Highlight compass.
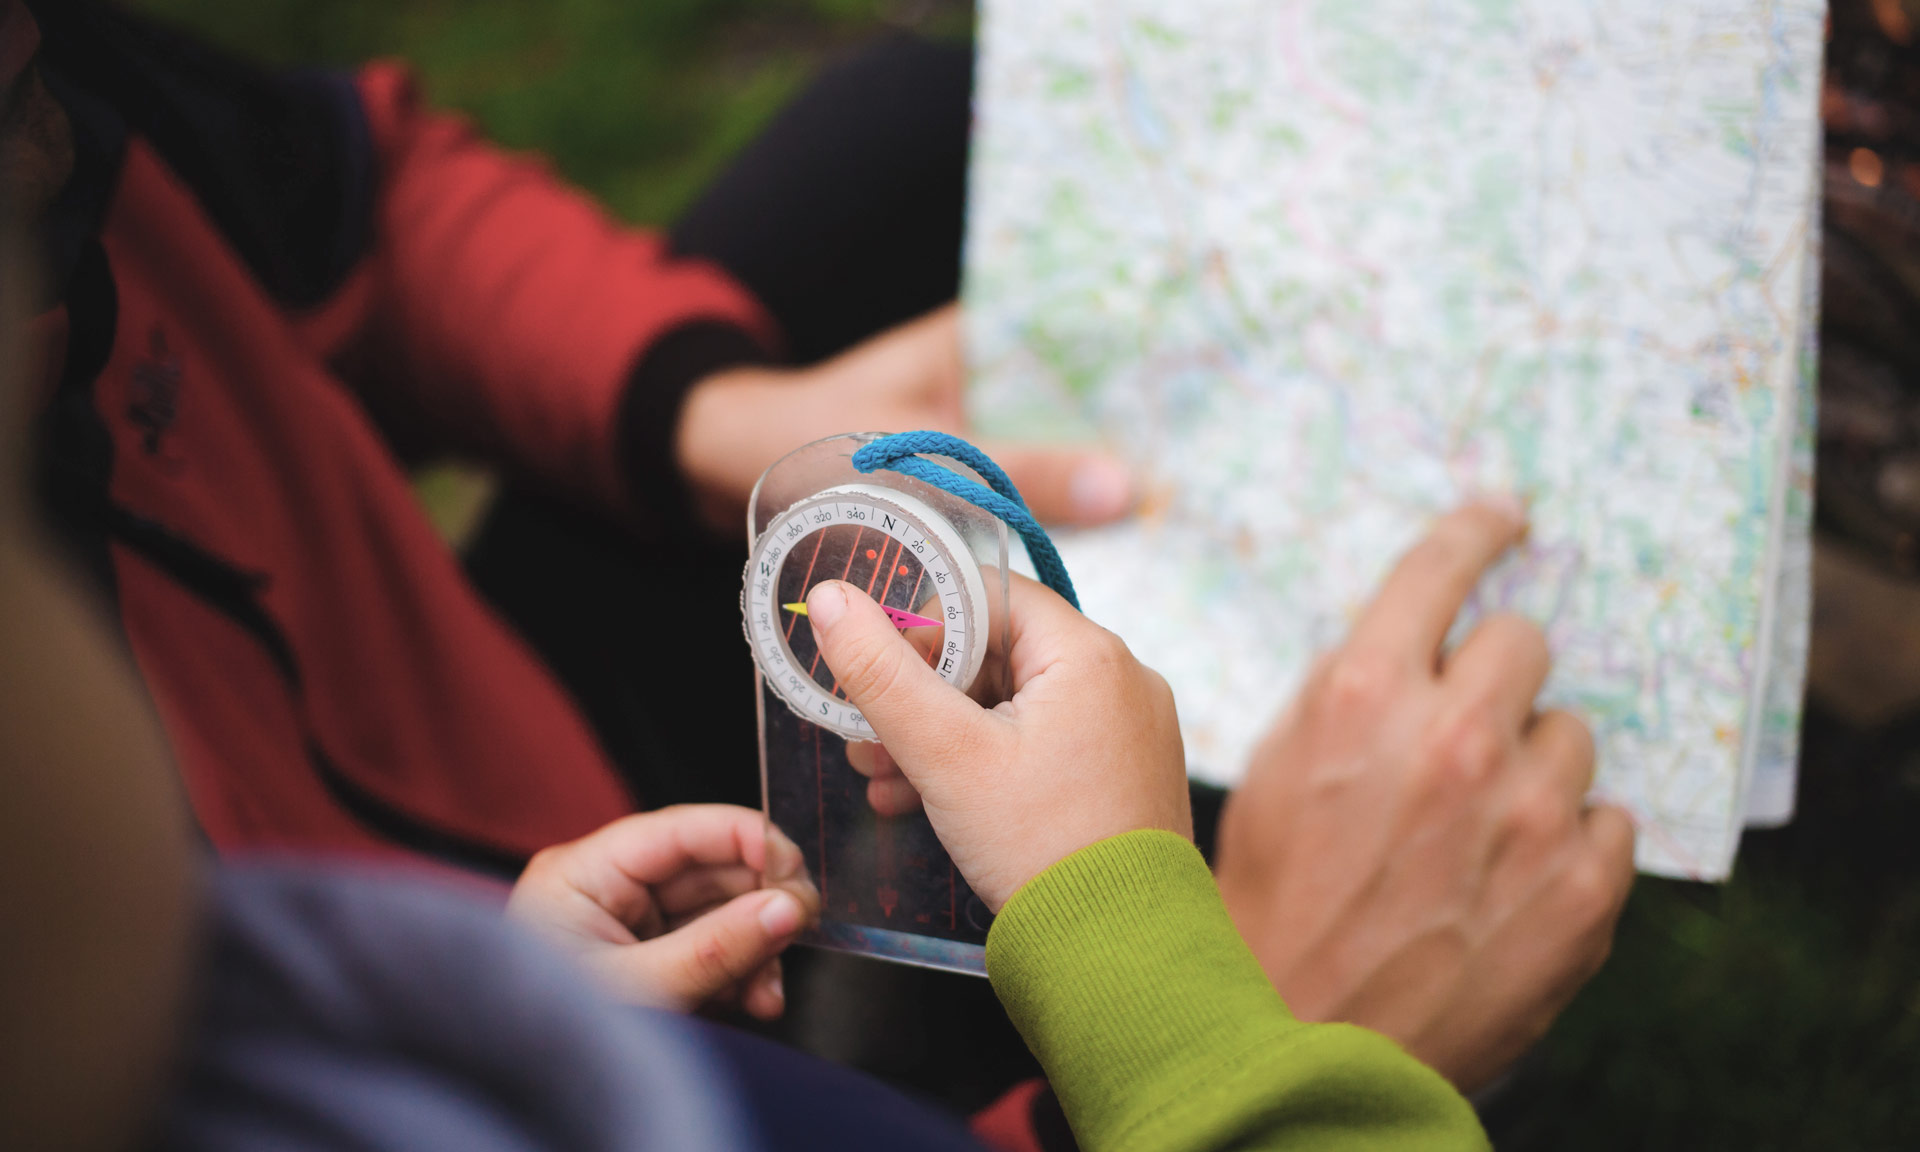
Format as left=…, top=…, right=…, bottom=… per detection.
left=742, top=483, right=991, bottom=741
left=745, top=433, right=1031, bottom=975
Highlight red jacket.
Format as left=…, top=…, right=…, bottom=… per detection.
left=27, top=8, right=1068, bottom=1145
left=31, top=1, right=774, bottom=875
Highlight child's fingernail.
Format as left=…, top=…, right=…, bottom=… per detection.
left=806, top=582, right=849, bottom=631
left=1070, top=458, right=1133, bottom=521
left=758, top=890, right=803, bottom=937
left=759, top=967, right=784, bottom=1006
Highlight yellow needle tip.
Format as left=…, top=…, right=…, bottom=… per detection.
left=782, top=602, right=809, bottom=616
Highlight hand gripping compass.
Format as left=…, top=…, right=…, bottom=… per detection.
left=741, top=432, right=1077, bottom=974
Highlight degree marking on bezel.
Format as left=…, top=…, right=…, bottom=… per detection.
left=743, top=484, right=988, bottom=741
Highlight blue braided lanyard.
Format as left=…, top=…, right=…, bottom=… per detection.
left=851, top=431, right=1081, bottom=611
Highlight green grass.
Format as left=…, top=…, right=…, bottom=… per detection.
left=131, top=0, right=971, bottom=224
left=120, top=2, right=1920, bottom=1145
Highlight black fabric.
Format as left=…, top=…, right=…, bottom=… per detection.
left=30, top=0, right=374, bottom=310
left=30, top=57, right=127, bottom=590
left=616, top=319, right=774, bottom=538
left=84, top=495, right=298, bottom=683
left=1028, top=1084, right=1081, bottom=1152
left=668, top=33, right=975, bottom=366
left=32, top=62, right=126, bottom=307
left=33, top=240, right=120, bottom=596
left=697, top=1020, right=986, bottom=1152
left=1190, top=778, right=1230, bottom=865
left=465, top=491, right=765, bottom=814
left=305, top=742, right=528, bottom=882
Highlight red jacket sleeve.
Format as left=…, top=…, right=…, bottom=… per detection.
left=973, top=1079, right=1078, bottom=1152
left=350, top=62, right=778, bottom=518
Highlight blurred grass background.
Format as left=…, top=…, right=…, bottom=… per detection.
left=125, top=1, right=1919, bottom=1146
left=133, top=0, right=972, bottom=224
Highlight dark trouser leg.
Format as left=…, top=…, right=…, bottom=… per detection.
left=669, top=33, right=975, bottom=366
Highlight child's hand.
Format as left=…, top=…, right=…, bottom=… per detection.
left=804, top=574, right=1192, bottom=912
left=506, top=805, right=819, bottom=1020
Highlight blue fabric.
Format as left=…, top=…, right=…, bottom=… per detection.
left=159, top=866, right=750, bottom=1152
left=157, top=865, right=990, bottom=1152
left=852, top=431, right=1081, bottom=610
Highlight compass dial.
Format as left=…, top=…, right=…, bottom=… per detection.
left=743, top=484, right=988, bottom=740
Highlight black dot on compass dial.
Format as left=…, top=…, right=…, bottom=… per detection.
left=778, top=521, right=946, bottom=699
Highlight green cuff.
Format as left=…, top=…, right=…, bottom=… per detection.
left=987, top=830, right=1486, bottom=1152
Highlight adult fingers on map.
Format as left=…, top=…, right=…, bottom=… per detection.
left=806, top=573, right=1191, bottom=911
left=505, top=805, right=821, bottom=1020
left=1213, top=502, right=1637, bottom=1093
left=674, top=305, right=1135, bottom=533
left=1443, top=611, right=1551, bottom=724
left=1529, top=708, right=1600, bottom=799
left=1347, top=499, right=1530, bottom=662
left=973, top=439, right=1136, bottom=527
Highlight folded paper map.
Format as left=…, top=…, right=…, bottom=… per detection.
left=964, top=0, right=1825, bottom=879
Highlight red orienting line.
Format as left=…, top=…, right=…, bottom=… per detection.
left=873, top=537, right=906, bottom=610
left=832, top=537, right=905, bottom=700
left=808, top=525, right=865, bottom=680
left=863, top=536, right=892, bottom=598
left=786, top=530, right=830, bottom=642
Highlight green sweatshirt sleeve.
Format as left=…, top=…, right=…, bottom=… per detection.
left=985, top=830, right=1488, bottom=1152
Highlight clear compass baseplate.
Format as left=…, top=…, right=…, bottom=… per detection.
left=742, top=434, right=1012, bottom=975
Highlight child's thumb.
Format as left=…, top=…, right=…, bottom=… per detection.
left=805, top=580, right=984, bottom=775
left=623, top=889, right=806, bottom=1012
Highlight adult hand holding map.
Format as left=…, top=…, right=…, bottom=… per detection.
left=964, top=0, right=1825, bottom=879
left=1215, top=502, right=1636, bottom=1091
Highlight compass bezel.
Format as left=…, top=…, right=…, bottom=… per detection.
left=742, top=483, right=989, bottom=740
